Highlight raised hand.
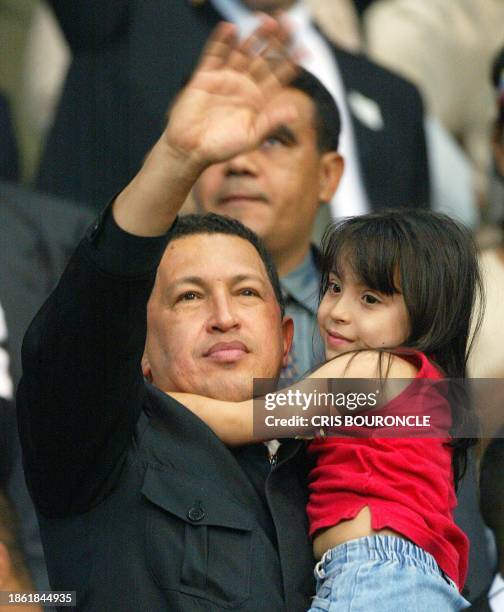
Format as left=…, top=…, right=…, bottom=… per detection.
left=113, top=18, right=297, bottom=237
left=163, top=18, right=298, bottom=169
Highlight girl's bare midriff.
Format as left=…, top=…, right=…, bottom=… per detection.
left=313, top=506, right=407, bottom=560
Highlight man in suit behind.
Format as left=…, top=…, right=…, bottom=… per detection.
left=469, top=431, right=504, bottom=611
left=38, top=0, right=429, bottom=213
left=195, top=67, right=343, bottom=377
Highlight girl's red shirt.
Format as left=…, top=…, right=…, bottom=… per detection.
left=307, top=351, right=468, bottom=590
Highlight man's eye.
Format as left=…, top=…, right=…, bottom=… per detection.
left=362, top=294, right=380, bottom=305
left=178, top=291, right=199, bottom=302
left=261, top=136, right=283, bottom=149
left=240, top=288, right=259, bottom=297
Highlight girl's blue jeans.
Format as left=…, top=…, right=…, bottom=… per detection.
left=308, top=535, right=470, bottom=612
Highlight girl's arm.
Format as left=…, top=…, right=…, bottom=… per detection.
left=168, top=393, right=255, bottom=446
left=170, top=351, right=418, bottom=445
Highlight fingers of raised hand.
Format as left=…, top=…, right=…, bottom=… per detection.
left=196, top=19, right=297, bottom=91
left=241, top=27, right=297, bottom=92
left=257, top=40, right=297, bottom=90
left=263, top=51, right=298, bottom=92
left=197, top=22, right=238, bottom=71
left=226, top=18, right=295, bottom=71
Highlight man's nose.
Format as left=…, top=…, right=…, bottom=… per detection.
left=207, top=294, right=240, bottom=332
left=225, top=151, right=259, bottom=176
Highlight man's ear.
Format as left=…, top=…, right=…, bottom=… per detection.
left=0, top=542, right=11, bottom=587
left=318, top=152, right=344, bottom=203
left=141, top=354, right=153, bottom=383
left=281, top=316, right=295, bottom=368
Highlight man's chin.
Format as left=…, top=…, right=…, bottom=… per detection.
left=204, top=368, right=281, bottom=402
left=163, top=360, right=282, bottom=402
left=205, top=379, right=254, bottom=403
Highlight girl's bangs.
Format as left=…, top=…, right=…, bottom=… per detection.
left=322, top=221, right=401, bottom=296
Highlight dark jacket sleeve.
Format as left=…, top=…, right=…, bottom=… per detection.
left=16, top=208, right=170, bottom=517
left=0, top=93, right=19, bottom=182
left=48, top=0, right=129, bottom=51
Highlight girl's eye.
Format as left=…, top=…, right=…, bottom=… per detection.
left=328, top=281, right=341, bottom=294
left=362, top=294, right=380, bottom=305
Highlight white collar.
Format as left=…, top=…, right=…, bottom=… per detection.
left=210, top=0, right=260, bottom=37
left=0, top=302, right=13, bottom=400
left=489, top=572, right=504, bottom=612
left=490, top=572, right=504, bottom=595
left=284, top=1, right=313, bottom=33
left=209, top=0, right=309, bottom=38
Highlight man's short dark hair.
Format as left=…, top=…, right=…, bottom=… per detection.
left=168, top=214, right=285, bottom=317
left=289, top=68, right=341, bottom=153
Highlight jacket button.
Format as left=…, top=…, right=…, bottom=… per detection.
left=187, top=506, right=205, bottom=522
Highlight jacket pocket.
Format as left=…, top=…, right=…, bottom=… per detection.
left=142, top=465, right=253, bottom=608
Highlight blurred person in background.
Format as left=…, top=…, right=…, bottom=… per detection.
left=1, top=244, right=39, bottom=610
left=487, top=47, right=504, bottom=223
left=468, top=431, right=504, bottom=611
left=469, top=47, right=504, bottom=382
left=35, top=0, right=429, bottom=216
left=468, top=47, right=504, bottom=466
left=0, top=88, right=93, bottom=600
left=0, top=94, right=19, bottom=183
left=0, top=492, right=41, bottom=612
left=311, top=0, right=481, bottom=228
left=362, top=0, right=504, bottom=203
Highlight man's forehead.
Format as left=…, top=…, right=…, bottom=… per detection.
left=159, top=233, right=271, bottom=284
left=269, top=87, right=315, bottom=122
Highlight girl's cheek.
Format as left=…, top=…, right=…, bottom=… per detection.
left=316, top=303, right=326, bottom=330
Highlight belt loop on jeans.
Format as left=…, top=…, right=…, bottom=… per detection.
left=314, top=547, right=333, bottom=579
left=314, top=558, right=325, bottom=579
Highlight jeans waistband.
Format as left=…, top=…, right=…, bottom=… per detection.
left=314, top=535, right=457, bottom=590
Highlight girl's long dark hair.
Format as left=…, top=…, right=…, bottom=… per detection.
left=319, top=209, right=484, bottom=487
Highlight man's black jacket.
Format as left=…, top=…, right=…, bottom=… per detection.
left=17, top=212, right=314, bottom=611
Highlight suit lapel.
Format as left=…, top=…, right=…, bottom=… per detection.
left=188, top=0, right=222, bottom=25
left=324, top=41, right=387, bottom=210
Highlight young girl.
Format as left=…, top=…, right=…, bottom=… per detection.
left=170, top=209, right=481, bottom=611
